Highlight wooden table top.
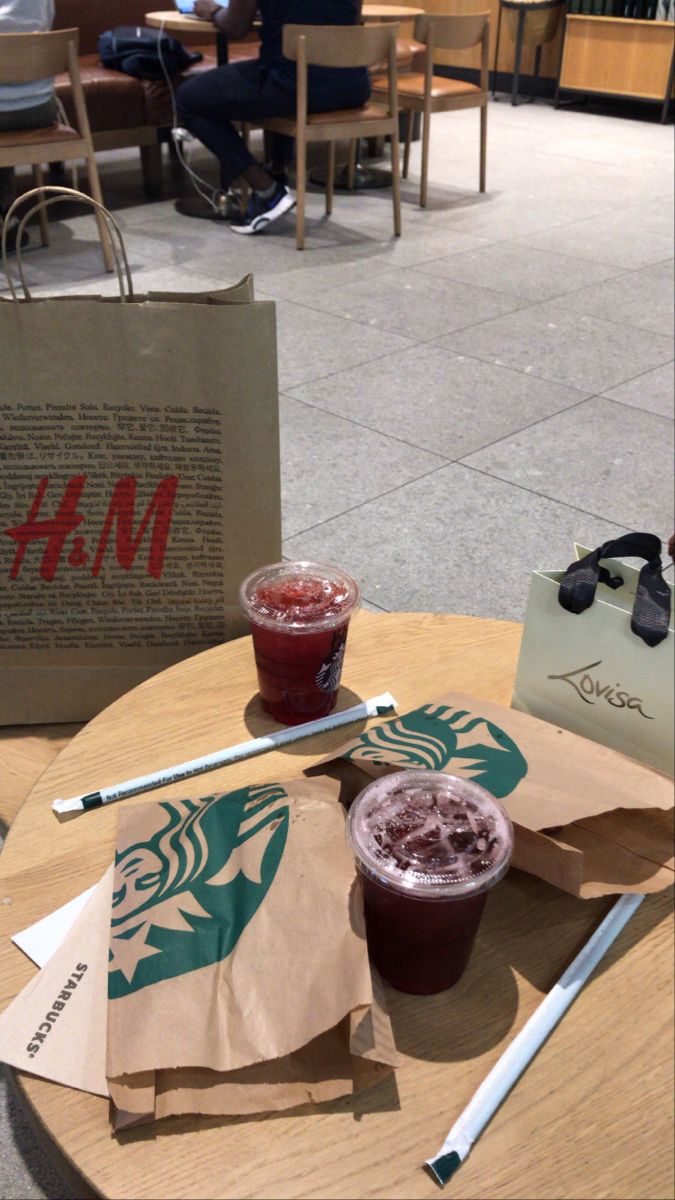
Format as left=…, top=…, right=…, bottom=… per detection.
left=145, top=7, right=423, bottom=32
left=362, top=4, right=424, bottom=17
left=0, top=612, right=672, bottom=1200
left=145, top=10, right=215, bottom=33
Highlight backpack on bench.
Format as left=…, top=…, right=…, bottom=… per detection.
left=98, top=25, right=202, bottom=80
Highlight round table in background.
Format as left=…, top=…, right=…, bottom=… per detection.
left=0, top=612, right=672, bottom=1200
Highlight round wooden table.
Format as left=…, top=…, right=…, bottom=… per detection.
left=362, top=4, right=423, bottom=18
left=0, top=612, right=672, bottom=1200
left=145, top=10, right=215, bottom=35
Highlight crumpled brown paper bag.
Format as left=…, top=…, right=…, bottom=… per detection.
left=309, top=693, right=674, bottom=899
left=106, top=777, right=398, bottom=1127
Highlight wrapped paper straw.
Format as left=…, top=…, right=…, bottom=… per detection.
left=52, top=692, right=397, bottom=815
left=426, top=892, right=645, bottom=1187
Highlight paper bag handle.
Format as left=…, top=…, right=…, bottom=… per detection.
left=1, top=186, right=132, bottom=301
left=558, top=532, right=671, bottom=648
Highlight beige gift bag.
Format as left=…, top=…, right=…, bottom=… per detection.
left=0, top=188, right=281, bottom=724
left=512, top=534, right=674, bottom=777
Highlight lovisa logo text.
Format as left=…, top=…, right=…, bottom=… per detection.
left=4, top=475, right=178, bottom=582
left=547, top=659, right=654, bottom=719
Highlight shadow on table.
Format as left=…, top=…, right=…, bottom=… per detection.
left=383, top=868, right=673, bottom=1066
left=241, top=685, right=366, bottom=754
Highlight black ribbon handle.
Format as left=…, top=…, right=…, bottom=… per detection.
left=558, top=532, right=672, bottom=648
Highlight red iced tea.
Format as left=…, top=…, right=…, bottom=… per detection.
left=239, top=561, right=360, bottom=725
left=347, top=771, right=513, bottom=994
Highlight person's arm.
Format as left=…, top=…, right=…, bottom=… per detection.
left=193, top=0, right=258, bottom=40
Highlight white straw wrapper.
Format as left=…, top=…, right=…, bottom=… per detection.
left=52, top=692, right=397, bottom=815
left=426, top=891, right=645, bottom=1187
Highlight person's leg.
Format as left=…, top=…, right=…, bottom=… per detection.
left=177, top=60, right=283, bottom=192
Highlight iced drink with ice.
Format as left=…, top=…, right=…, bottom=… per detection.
left=347, top=771, right=513, bottom=994
left=239, top=561, right=360, bottom=725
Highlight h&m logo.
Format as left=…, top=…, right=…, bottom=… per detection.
left=4, top=475, right=178, bottom=582
left=547, top=659, right=654, bottom=720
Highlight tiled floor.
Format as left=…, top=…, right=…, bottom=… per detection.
left=1, top=95, right=673, bottom=1198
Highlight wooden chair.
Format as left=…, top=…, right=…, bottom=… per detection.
left=372, top=12, right=489, bottom=208
left=257, top=23, right=401, bottom=250
left=0, top=28, right=113, bottom=271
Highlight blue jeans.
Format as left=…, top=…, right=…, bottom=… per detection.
left=176, top=58, right=370, bottom=188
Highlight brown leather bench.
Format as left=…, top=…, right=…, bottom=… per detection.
left=51, top=0, right=259, bottom=196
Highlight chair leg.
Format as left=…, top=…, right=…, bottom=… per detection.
left=403, top=110, right=413, bottom=179
left=295, top=135, right=306, bottom=250
left=390, top=122, right=402, bottom=238
left=85, top=151, right=114, bottom=273
left=32, top=164, right=50, bottom=247
left=140, top=144, right=162, bottom=198
left=480, top=104, right=487, bottom=193
left=347, top=139, right=357, bottom=190
left=326, top=141, right=335, bottom=217
left=420, top=108, right=431, bottom=209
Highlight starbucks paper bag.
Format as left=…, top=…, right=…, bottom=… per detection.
left=0, top=867, right=113, bottom=1096
left=108, top=973, right=397, bottom=1127
left=106, top=777, right=397, bottom=1121
left=312, top=694, right=674, bottom=899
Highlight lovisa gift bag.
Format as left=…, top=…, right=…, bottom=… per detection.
left=512, top=533, right=674, bottom=777
left=0, top=189, right=281, bottom=724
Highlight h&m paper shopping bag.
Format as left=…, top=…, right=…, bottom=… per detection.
left=512, top=533, right=674, bottom=777
left=0, top=188, right=281, bottom=724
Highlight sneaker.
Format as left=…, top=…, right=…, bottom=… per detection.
left=230, top=184, right=295, bottom=235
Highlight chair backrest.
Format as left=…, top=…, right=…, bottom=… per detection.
left=282, top=22, right=399, bottom=69
left=413, top=11, right=489, bottom=51
left=0, top=27, right=78, bottom=83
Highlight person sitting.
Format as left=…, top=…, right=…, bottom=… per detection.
left=0, top=0, right=57, bottom=252
left=177, top=0, right=370, bottom=235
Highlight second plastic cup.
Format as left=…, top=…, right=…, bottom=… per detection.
left=239, top=560, right=360, bottom=725
left=347, top=771, right=514, bottom=994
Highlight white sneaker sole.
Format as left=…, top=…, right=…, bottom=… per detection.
left=231, top=190, right=296, bottom=235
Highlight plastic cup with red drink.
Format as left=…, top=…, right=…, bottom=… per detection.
left=347, top=771, right=514, bottom=994
left=239, top=560, right=360, bottom=726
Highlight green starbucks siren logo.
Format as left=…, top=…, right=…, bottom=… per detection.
left=344, top=703, right=528, bottom=799
left=109, top=783, right=289, bottom=999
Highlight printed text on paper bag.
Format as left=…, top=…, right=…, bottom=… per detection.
left=547, top=660, right=654, bottom=719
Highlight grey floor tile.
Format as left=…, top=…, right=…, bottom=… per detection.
left=256, top=225, right=489, bottom=303
left=438, top=301, right=674, bottom=394
left=0, top=1068, right=66, bottom=1199
left=287, top=343, right=587, bottom=459
left=301, top=267, right=525, bottom=342
left=602, top=362, right=674, bottom=419
left=552, top=260, right=675, bottom=336
left=415, top=241, right=625, bottom=303
left=460, top=396, right=675, bottom=533
left=274, top=300, right=414, bottom=389
left=280, top=395, right=446, bottom=538
left=282, top=464, right=626, bottom=621
left=513, top=202, right=675, bottom=270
